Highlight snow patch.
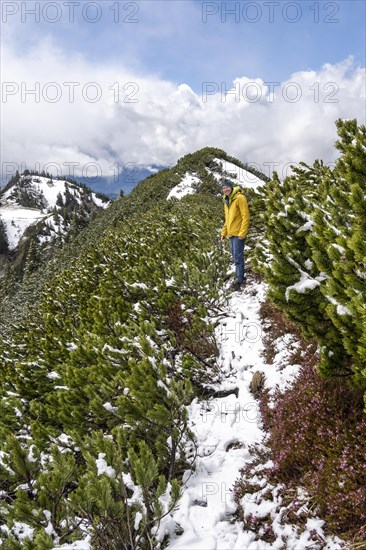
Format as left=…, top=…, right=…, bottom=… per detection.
left=285, top=271, right=321, bottom=300
left=96, top=453, right=116, bottom=478
left=167, top=173, right=200, bottom=199
left=212, top=158, right=265, bottom=190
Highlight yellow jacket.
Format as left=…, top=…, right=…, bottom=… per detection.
left=221, top=186, right=250, bottom=239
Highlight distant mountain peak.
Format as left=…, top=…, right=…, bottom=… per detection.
left=0, top=172, right=110, bottom=251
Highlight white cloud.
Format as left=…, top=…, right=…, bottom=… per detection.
left=1, top=38, right=365, bottom=185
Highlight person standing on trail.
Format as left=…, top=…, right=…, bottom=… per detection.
left=220, top=179, right=250, bottom=291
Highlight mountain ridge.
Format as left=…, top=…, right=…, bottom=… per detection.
left=0, top=147, right=264, bottom=335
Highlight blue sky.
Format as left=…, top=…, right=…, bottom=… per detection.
left=1, top=0, right=365, bottom=186
left=4, top=0, right=365, bottom=90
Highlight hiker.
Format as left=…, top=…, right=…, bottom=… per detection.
left=220, top=180, right=250, bottom=291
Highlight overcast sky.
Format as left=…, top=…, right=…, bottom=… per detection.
left=1, top=0, right=365, bottom=186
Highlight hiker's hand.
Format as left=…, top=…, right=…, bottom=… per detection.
left=221, top=235, right=226, bottom=241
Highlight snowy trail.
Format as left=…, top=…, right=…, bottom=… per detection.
left=166, top=278, right=270, bottom=549
left=166, top=277, right=344, bottom=550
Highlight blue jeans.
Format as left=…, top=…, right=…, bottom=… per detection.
left=230, top=236, right=245, bottom=284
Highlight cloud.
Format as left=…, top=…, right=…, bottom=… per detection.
left=1, top=37, right=365, bottom=185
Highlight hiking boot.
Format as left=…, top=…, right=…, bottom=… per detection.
left=231, top=279, right=246, bottom=292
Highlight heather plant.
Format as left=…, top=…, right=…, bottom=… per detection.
left=235, top=312, right=366, bottom=545
left=235, top=283, right=366, bottom=545
left=261, top=361, right=366, bottom=541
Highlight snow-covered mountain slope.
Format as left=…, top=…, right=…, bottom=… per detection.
left=168, top=156, right=266, bottom=200
left=0, top=173, right=109, bottom=250
left=212, top=157, right=266, bottom=189
left=0, top=207, right=45, bottom=251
